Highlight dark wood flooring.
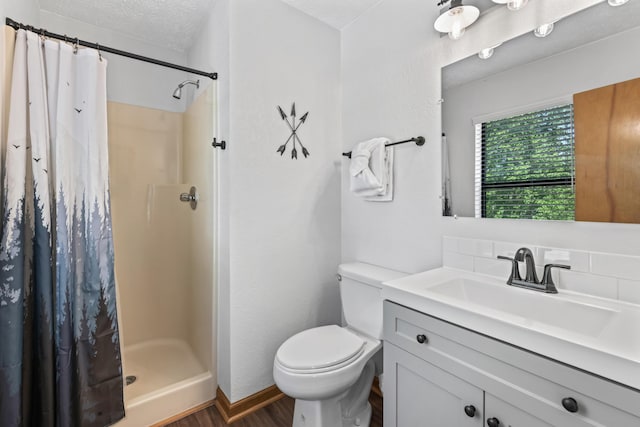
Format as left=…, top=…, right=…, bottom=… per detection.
left=166, top=392, right=382, bottom=427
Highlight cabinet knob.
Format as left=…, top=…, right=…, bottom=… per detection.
left=416, top=334, right=428, bottom=344
left=487, top=417, right=500, bottom=427
left=464, top=405, right=476, bottom=417
left=562, top=397, right=579, bottom=413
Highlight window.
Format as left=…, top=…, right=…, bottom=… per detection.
left=475, top=104, right=575, bottom=220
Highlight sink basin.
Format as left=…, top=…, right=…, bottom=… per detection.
left=426, top=278, right=618, bottom=337
left=381, top=267, right=640, bottom=391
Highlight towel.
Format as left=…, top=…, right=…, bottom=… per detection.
left=349, top=138, right=394, bottom=202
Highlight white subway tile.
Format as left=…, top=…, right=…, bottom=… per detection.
left=443, top=251, right=474, bottom=271
left=474, top=257, right=512, bottom=279
left=539, top=248, right=590, bottom=273
left=457, top=238, right=493, bottom=257
left=590, top=253, right=640, bottom=281
left=557, top=270, right=618, bottom=299
left=443, top=236, right=459, bottom=253
left=618, top=279, right=640, bottom=305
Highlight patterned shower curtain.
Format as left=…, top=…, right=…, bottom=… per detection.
left=0, top=29, right=124, bottom=426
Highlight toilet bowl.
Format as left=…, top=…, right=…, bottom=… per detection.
left=273, top=263, right=406, bottom=427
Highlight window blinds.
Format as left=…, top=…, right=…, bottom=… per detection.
left=475, top=104, right=575, bottom=220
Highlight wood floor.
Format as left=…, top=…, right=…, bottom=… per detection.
left=165, top=392, right=382, bottom=427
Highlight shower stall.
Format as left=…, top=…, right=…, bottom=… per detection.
left=2, top=18, right=218, bottom=426
left=108, top=83, right=217, bottom=426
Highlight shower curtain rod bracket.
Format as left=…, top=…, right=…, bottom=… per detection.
left=212, top=138, right=226, bottom=150
left=5, top=17, right=218, bottom=80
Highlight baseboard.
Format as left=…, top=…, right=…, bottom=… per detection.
left=150, top=399, right=215, bottom=427
left=215, top=385, right=285, bottom=424
left=212, top=378, right=380, bottom=424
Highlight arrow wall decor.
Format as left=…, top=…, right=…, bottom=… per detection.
left=276, top=102, right=310, bottom=159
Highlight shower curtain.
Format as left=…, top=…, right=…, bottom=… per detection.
left=0, top=29, right=124, bottom=426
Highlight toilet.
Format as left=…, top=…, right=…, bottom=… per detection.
left=273, top=262, right=406, bottom=427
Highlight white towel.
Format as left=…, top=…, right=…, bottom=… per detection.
left=349, top=138, right=394, bottom=202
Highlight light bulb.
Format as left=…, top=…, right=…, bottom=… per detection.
left=478, top=48, right=494, bottom=59
left=449, top=21, right=466, bottom=40
left=507, top=0, right=528, bottom=10
left=608, top=0, right=629, bottom=5
left=534, top=22, right=555, bottom=38
left=478, top=43, right=502, bottom=60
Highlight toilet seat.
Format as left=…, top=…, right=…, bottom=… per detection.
left=276, top=325, right=366, bottom=374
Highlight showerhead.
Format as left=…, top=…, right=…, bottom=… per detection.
left=172, top=79, right=200, bottom=100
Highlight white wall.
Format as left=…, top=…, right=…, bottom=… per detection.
left=3, top=3, right=192, bottom=113
left=39, top=11, right=189, bottom=113
left=342, top=0, right=640, bottom=278
left=186, top=0, right=231, bottom=396
left=225, top=0, right=341, bottom=402
left=192, top=0, right=342, bottom=402
left=342, top=0, right=442, bottom=273
left=36, top=10, right=189, bottom=113
left=444, top=25, right=640, bottom=217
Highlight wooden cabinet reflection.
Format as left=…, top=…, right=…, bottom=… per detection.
left=574, top=77, right=640, bottom=223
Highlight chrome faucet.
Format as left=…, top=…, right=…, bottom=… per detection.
left=497, top=247, right=570, bottom=294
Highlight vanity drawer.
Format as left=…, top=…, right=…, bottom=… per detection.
left=383, top=300, right=640, bottom=426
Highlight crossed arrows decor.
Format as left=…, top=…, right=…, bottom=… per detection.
left=277, top=103, right=310, bottom=159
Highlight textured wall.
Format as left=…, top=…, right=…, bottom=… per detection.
left=225, top=0, right=342, bottom=402
left=342, top=0, right=640, bottom=279
left=39, top=10, right=190, bottom=113
left=341, top=0, right=441, bottom=274
left=280, top=0, right=382, bottom=28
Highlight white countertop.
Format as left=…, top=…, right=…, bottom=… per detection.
left=382, top=267, right=640, bottom=391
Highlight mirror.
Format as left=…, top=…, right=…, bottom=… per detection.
left=442, top=1, right=640, bottom=223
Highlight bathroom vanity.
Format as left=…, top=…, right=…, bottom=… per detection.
left=381, top=269, right=640, bottom=427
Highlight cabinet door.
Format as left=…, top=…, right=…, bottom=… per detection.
left=485, top=393, right=553, bottom=427
left=385, top=343, right=483, bottom=427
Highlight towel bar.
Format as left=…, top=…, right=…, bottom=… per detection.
left=342, top=136, right=425, bottom=159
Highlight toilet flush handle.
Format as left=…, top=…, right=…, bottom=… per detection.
left=336, top=274, right=342, bottom=282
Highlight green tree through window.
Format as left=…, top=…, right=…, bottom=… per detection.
left=479, top=104, right=575, bottom=220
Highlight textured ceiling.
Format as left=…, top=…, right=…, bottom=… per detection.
left=38, top=0, right=215, bottom=52
left=280, top=0, right=384, bottom=29
left=35, top=0, right=501, bottom=52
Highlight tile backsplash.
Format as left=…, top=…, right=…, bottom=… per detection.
left=443, top=236, right=640, bottom=304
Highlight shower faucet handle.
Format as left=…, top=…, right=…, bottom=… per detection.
left=179, top=186, right=198, bottom=210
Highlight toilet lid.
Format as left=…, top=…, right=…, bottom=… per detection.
left=276, top=325, right=365, bottom=372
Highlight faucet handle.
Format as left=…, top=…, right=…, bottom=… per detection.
left=497, top=255, right=522, bottom=285
left=541, top=264, right=571, bottom=293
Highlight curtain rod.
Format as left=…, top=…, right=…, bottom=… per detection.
left=5, top=17, right=218, bottom=80
left=342, top=136, right=426, bottom=159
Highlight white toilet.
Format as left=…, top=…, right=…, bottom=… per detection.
left=273, top=262, right=406, bottom=427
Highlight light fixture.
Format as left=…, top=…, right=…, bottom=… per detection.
left=492, top=0, right=529, bottom=11
left=434, top=0, right=480, bottom=41
left=478, top=43, right=502, bottom=60
left=608, top=0, right=629, bottom=6
left=534, top=22, right=555, bottom=38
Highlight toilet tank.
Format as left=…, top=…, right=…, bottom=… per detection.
left=338, top=262, right=407, bottom=339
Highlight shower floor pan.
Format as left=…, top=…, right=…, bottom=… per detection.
left=115, top=339, right=215, bottom=426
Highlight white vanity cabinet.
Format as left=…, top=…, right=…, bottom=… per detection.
left=383, top=301, right=640, bottom=427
